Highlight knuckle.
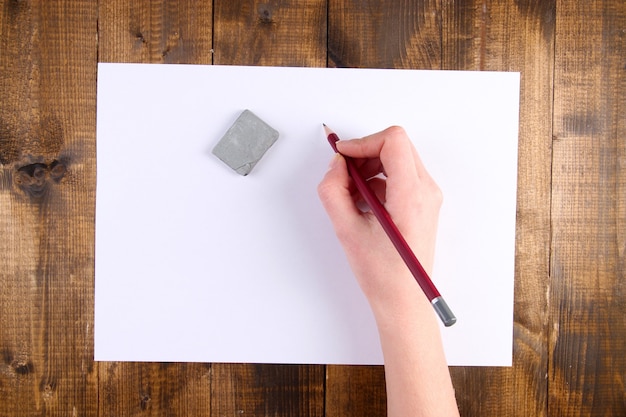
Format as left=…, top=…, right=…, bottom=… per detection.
left=385, top=125, right=407, bottom=139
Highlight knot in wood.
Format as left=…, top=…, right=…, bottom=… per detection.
left=12, top=359, right=34, bottom=375
left=40, top=379, right=57, bottom=401
left=14, top=159, right=67, bottom=198
left=258, top=4, right=274, bottom=24
left=48, top=160, right=67, bottom=181
left=140, top=392, right=152, bottom=410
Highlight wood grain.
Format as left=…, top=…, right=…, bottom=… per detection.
left=214, top=0, right=327, bottom=67
left=443, top=1, right=554, bottom=416
left=210, top=2, right=327, bottom=415
left=1, top=1, right=624, bottom=415
left=550, top=0, right=626, bottom=415
left=95, top=1, right=214, bottom=415
left=328, top=0, right=442, bottom=69
left=328, top=1, right=556, bottom=416
left=98, top=362, right=211, bottom=415
left=326, top=365, right=386, bottom=417
left=211, top=364, right=324, bottom=416
left=98, top=0, right=213, bottom=64
left=326, top=1, right=447, bottom=414
left=0, top=0, right=98, bottom=416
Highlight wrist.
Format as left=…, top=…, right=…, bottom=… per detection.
left=366, top=276, right=436, bottom=329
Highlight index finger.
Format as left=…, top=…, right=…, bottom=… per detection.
left=336, top=126, right=422, bottom=198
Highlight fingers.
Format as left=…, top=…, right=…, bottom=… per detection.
left=336, top=126, right=412, bottom=159
left=318, top=126, right=443, bottom=288
left=317, top=153, right=363, bottom=241
left=336, top=126, right=420, bottom=204
left=353, top=157, right=385, bottom=180
left=336, top=126, right=431, bottom=179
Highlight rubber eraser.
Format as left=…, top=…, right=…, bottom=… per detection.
left=212, top=110, right=279, bottom=176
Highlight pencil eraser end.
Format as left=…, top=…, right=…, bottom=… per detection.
left=432, top=296, right=456, bottom=327
left=212, top=110, right=279, bottom=176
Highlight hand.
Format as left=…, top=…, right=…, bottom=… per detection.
left=318, top=126, right=459, bottom=417
left=317, top=126, right=443, bottom=308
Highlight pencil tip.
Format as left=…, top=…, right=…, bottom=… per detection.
left=322, top=123, right=327, bottom=127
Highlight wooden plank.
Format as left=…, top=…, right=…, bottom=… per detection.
left=210, top=1, right=327, bottom=416
left=442, top=1, right=554, bottom=416
left=96, top=2, right=214, bottom=416
left=211, top=364, right=324, bottom=416
left=2, top=2, right=622, bottom=416
left=325, top=1, right=445, bottom=416
left=0, top=0, right=98, bottom=415
left=98, top=363, right=211, bottom=415
left=328, top=0, right=442, bottom=69
left=325, top=365, right=386, bottom=417
left=213, top=0, right=327, bottom=67
left=550, top=0, right=626, bottom=415
left=328, top=1, right=554, bottom=416
left=98, top=0, right=213, bottom=64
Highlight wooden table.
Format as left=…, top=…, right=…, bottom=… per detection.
left=1, top=1, right=623, bottom=415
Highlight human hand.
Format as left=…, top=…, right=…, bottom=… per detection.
left=319, top=127, right=459, bottom=417
left=317, top=126, right=443, bottom=308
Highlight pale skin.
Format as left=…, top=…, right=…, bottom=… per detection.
left=317, top=126, right=460, bottom=417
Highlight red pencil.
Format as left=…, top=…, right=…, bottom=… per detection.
left=323, top=125, right=456, bottom=327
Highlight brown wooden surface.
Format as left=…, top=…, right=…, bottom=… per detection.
left=1, top=1, right=624, bottom=416
left=550, top=1, right=626, bottom=415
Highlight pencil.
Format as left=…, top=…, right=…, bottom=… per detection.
left=323, top=125, right=456, bottom=327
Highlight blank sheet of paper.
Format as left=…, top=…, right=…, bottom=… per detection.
left=95, top=64, right=519, bottom=366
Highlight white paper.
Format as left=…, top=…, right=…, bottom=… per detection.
left=95, top=63, right=519, bottom=366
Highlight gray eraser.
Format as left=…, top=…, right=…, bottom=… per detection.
left=212, top=110, right=279, bottom=176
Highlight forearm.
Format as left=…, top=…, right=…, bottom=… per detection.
left=368, top=278, right=460, bottom=417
